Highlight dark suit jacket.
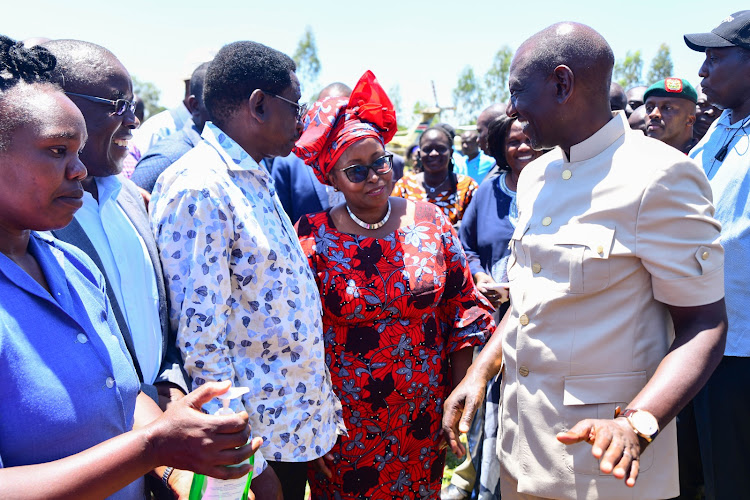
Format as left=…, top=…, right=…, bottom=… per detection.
left=52, top=176, right=188, bottom=401
left=271, top=153, right=328, bottom=225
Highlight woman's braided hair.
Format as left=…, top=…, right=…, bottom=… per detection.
left=0, top=35, right=56, bottom=92
left=0, top=35, right=59, bottom=150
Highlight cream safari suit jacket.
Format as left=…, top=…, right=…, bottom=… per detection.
left=498, top=112, right=725, bottom=500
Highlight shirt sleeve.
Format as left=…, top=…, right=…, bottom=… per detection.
left=458, top=192, right=483, bottom=276
left=131, top=153, right=173, bottom=193
left=436, top=209, right=495, bottom=352
left=152, top=187, right=236, bottom=415
left=636, top=157, right=724, bottom=307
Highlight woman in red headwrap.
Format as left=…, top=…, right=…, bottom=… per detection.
left=294, top=71, right=494, bottom=499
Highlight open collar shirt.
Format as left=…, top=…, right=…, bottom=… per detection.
left=690, top=109, right=750, bottom=357
left=75, top=175, right=162, bottom=384
left=149, top=123, right=345, bottom=466
left=500, top=112, right=724, bottom=499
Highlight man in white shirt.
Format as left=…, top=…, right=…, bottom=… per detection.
left=43, top=38, right=193, bottom=500
left=44, top=39, right=188, bottom=408
left=681, top=11, right=750, bottom=498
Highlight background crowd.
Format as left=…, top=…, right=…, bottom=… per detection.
left=0, top=8, right=748, bottom=500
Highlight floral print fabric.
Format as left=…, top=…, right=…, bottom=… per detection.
left=392, top=173, right=478, bottom=226
left=149, top=123, right=345, bottom=465
left=296, top=202, right=494, bottom=499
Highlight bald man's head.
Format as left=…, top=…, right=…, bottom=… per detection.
left=42, top=39, right=125, bottom=94
left=507, top=23, right=615, bottom=152
left=42, top=39, right=136, bottom=178
left=517, top=22, right=614, bottom=99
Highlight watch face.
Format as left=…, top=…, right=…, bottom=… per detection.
left=631, top=410, right=659, bottom=436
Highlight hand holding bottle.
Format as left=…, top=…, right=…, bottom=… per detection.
left=144, top=381, right=262, bottom=480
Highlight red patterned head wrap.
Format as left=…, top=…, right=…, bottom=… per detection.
left=293, top=70, right=397, bottom=186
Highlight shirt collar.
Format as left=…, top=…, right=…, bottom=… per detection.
left=715, top=109, right=746, bottom=129
left=566, top=111, right=628, bottom=163
left=202, top=122, right=267, bottom=174
left=84, top=174, right=122, bottom=206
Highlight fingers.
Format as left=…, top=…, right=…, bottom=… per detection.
left=207, top=410, right=251, bottom=434
left=184, top=380, right=232, bottom=409
left=441, top=401, right=464, bottom=457
left=458, top=403, right=476, bottom=434
left=591, top=425, right=614, bottom=460
left=212, top=438, right=260, bottom=467
left=556, top=420, right=595, bottom=444
left=625, top=456, right=639, bottom=487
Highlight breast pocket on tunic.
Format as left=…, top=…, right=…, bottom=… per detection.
left=561, top=371, right=654, bottom=475
left=506, top=221, right=529, bottom=282
left=552, top=224, right=614, bottom=294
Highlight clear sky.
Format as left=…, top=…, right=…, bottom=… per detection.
left=5, top=1, right=747, bottom=125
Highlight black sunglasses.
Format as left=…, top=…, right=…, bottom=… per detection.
left=266, top=92, right=308, bottom=121
left=65, top=92, right=136, bottom=116
left=340, top=154, right=394, bottom=183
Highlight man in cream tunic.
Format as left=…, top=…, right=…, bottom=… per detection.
left=443, top=23, right=727, bottom=500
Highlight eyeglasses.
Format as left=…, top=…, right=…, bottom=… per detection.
left=267, top=92, right=308, bottom=121
left=340, top=154, right=394, bottom=183
left=65, top=92, right=136, bottom=116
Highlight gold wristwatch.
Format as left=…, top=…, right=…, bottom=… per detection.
left=614, top=407, right=660, bottom=442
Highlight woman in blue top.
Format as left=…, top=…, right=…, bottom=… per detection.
left=455, top=115, right=543, bottom=499
left=0, top=36, right=261, bottom=499
left=459, top=115, right=543, bottom=306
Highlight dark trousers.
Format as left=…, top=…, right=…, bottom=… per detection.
left=675, top=356, right=750, bottom=500
left=267, top=460, right=308, bottom=500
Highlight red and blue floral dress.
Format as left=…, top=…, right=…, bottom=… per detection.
left=296, top=201, right=494, bottom=499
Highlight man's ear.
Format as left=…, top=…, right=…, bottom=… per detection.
left=687, top=111, right=697, bottom=127
left=247, top=89, right=266, bottom=124
left=186, top=95, right=199, bottom=114
left=552, top=65, right=574, bottom=104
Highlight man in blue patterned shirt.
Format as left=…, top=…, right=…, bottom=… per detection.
left=150, top=41, right=345, bottom=500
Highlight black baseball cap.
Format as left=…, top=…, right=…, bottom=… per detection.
left=684, top=10, right=750, bottom=51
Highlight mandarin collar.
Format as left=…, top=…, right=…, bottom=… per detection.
left=565, top=111, right=628, bottom=164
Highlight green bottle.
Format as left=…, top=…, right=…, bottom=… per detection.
left=189, top=387, right=255, bottom=500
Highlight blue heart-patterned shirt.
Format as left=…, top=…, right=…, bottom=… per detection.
left=150, top=123, right=345, bottom=465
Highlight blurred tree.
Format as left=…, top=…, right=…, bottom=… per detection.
left=646, top=43, right=674, bottom=84
left=293, top=26, right=321, bottom=101
left=484, top=45, right=513, bottom=105
left=452, top=66, right=483, bottom=124
left=614, top=50, right=644, bottom=88
left=132, top=76, right=166, bottom=120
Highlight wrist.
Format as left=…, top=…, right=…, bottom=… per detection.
left=140, top=421, right=166, bottom=471
left=162, top=466, right=175, bottom=489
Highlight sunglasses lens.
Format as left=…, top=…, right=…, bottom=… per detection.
left=114, top=100, right=128, bottom=115
left=374, top=156, right=391, bottom=173
left=346, top=165, right=369, bottom=183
